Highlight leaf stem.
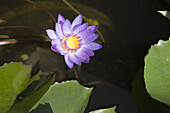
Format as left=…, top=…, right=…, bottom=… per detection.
left=73, top=66, right=102, bottom=86
left=0, top=25, right=41, bottom=31
left=25, top=0, right=56, bottom=23
left=73, top=66, right=81, bottom=83
left=62, top=0, right=105, bottom=43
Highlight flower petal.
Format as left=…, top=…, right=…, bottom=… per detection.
left=55, top=23, right=64, bottom=39
left=71, top=14, right=82, bottom=29
left=82, top=47, right=94, bottom=56
left=51, top=45, right=67, bottom=55
left=63, top=19, right=71, bottom=35
left=69, top=53, right=81, bottom=65
left=64, top=54, right=74, bottom=69
left=46, top=29, right=59, bottom=39
left=82, top=60, right=89, bottom=63
left=77, top=29, right=92, bottom=40
left=58, top=14, right=65, bottom=24
left=51, top=45, right=59, bottom=53
left=75, top=48, right=90, bottom=61
left=72, top=23, right=88, bottom=34
left=83, top=42, right=102, bottom=51
left=51, top=38, right=61, bottom=45
left=83, top=33, right=98, bottom=44
left=87, top=25, right=98, bottom=32
left=71, top=24, right=81, bottom=32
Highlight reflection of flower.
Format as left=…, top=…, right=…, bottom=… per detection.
left=46, top=14, right=102, bottom=69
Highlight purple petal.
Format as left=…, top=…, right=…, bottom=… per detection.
left=87, top=25, right=98, bottom=32
left=77, top=30, right=92, bottom=40
left=63, top=19, right=71, bottom=35
left=83, top=33, right=98, bottom=44
left=51, top=45, right=67, bottom=55
left=69, top=53, right=81, bottom=65
left=72, top=23, right=88, bottom=34
left=58, top=14, right=65, bottom=24
left=71, top=15, right=82, bottom=29
left=46, top=29, right=59, bottom=39
left=64, top=54, right=74, bottom=69
left=51, top=38, right=61, bottom=45
left=82, top=47, right=94, bottom=56
left=83, top=42, right=102, bottom=51
left=75, top=48, right=90, bottom=61
left=51, top=45, right=59, bottom=53
left=82, top=60, right=89, bottom=63
left=55, top=23, right=64, bottom=39
left=71, top=24, right=81, bottom=32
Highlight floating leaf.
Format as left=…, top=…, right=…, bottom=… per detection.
left=28, top=70, right=41, bottom=85
left=31, top=80, right=93, bottom=113
left=7, top=73, right=56, bottom=113
left=144, top=39, right=170, bottom=105
left=90, top=106, right=117, bottom=113
left=157, top=10, right=170, bottom=20
left=132, top=69, right=170, bottom=113
left=29, top=103, right=53, bottom=113
left=0, top=62, right=32, bottom=113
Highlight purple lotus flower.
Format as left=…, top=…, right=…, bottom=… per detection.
left=46, top=14, right=102, bottom=69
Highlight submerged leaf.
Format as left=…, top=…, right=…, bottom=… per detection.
left=0, top=19, right=6, bottom=24
left=20, top=54, right=29, bottom=61
left=144, top=39, right=170, bottom=105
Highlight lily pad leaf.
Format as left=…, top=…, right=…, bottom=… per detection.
left=30, top=80, right=93, bottom=113
left=144, top=39, right=170, bottom=105
left=157, top=10, right=170, bottom=20
left=132, top=69, right=170, bottom=113
left=7, top=73, right=56, bottom=113
left=90, top=106, right=117, bottom=113
left=28, top=70, right=41, bottom=85
left=0, top=62, right=32, bottom=113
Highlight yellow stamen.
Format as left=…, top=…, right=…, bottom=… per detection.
left=62, top=34, right=82, bottom=53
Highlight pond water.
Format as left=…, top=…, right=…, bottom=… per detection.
left=0, top=0, right=170, bottom=113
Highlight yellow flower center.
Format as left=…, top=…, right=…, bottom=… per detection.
left=61, top=34, right=82, bottom=53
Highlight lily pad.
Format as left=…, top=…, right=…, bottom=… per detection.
left=144, top=39, right=170, bottom=105
left=90, top=106, right=116, bottom=113
left=31, top=80, right=93, bottom=113
left=7, top=73, right=56, bottom=113
left=0, top=62, right=32, bottom=113
left=132, top=69, right=170, bottom=113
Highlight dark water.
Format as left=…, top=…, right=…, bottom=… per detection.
left=0, top=0, right=170, bottom=113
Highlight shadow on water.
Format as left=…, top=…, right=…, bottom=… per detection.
left=0, top=0, right=170, bottom=113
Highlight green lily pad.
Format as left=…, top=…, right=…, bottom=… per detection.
left=132, top=69, right=170, bottom=113
left=144, top=39, right=170, bottom=105
left=0, top=62, right=32, bottom=113
left=31, top=80, right=93, bottom=113
left=7, top=73, right=56, bottom=113
left=90, top=106, right=116, bottom=113
left=28, top=70, right=41, bottom=85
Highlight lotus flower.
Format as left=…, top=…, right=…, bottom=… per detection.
left=46, top=14, right=102, bottom=69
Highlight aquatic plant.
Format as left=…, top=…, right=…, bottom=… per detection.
left=46, top=14, right=102, bottom=68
